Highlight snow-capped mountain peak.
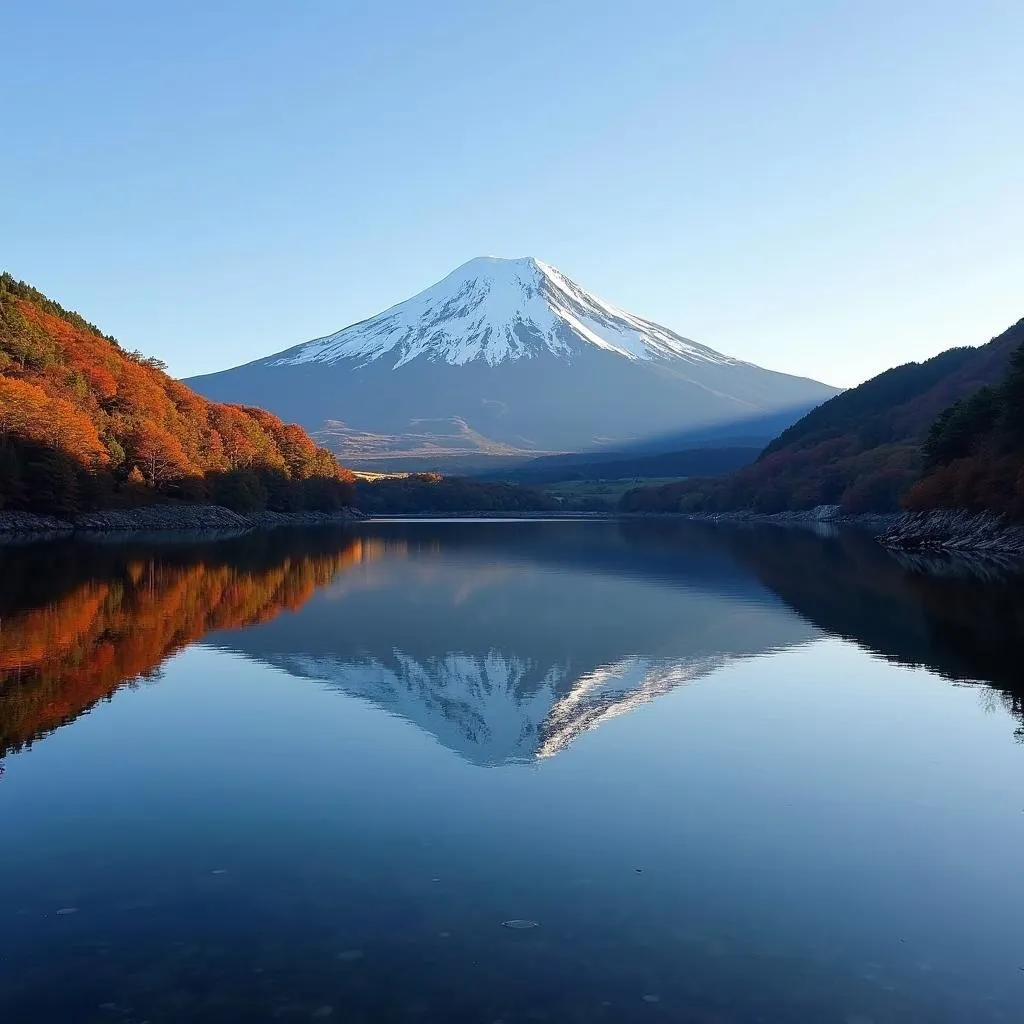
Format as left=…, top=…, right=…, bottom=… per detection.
left=188, top=255, right=840, bottom=460
left=269, top=256, right=741, bottom=370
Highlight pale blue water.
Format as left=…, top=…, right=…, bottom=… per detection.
left=1, top=521, right=1022, bottom=1022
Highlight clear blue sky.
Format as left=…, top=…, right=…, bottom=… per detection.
left=3, top=0, right=1022, bottom=387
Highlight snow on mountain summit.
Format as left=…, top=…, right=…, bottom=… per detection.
left=270, top=256, right=741, bottom=370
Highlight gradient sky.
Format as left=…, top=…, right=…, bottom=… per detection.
left=3, top=0, right=1022, bottom=388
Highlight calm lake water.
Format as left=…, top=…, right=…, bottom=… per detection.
left=1, top=520, right=1023, bottom=1023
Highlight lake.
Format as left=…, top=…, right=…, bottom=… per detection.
left=1, top=520, right=1022, bottom=1023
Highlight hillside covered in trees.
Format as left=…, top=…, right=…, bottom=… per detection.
left=621, top=318, right=1024, bottom=516
left=903, top=338, right=1024, bottom=519
left=0, top=273, right=355, bottom=516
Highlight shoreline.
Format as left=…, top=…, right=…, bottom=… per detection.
left=2, top=503, right=1021, bottom=559
left=879, top=509, right=1024, bottom=557
left=0, top=504, right=367, bottom=544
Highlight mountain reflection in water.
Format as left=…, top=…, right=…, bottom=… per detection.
left=2, top=521, right=1023, bottom=769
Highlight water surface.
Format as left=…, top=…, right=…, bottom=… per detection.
left=1, top=521, right=1022, bottom=1023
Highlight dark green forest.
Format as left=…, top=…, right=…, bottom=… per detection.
left=903, top=338, right=1024, bottom=517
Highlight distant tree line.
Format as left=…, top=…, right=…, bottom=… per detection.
left=355, top=473, right=555, bottom=514
left=486, top=446, right=759, bottom=487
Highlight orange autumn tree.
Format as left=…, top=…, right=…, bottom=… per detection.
left=0, top=377, right=108, bottom=464
left=122, top=420, right=193, bottom=487
left=0, top=272, right=355, bottom=514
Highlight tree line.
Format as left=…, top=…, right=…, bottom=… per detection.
left=355, top=473, right=555, bottom=514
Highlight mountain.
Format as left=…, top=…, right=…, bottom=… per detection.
left=622, top=318, right=1024, bottom=515
left=0, top=272, right=355, bottom=516
left=187, top=257, right=839, bottom=466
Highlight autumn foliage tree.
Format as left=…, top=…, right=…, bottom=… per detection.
left=0, top=272, right=356, bottom=515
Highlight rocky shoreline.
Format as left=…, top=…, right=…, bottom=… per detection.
left=0, top=504, right=366, bottom=543
left=880, top=509, right=1024, bottom=557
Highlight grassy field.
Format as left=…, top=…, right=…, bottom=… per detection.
left=541, top=477, right=682, bottom=505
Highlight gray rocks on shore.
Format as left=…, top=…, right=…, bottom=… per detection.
left=0, top=510, right=74, bottom=535
left=881, top=509, right=1024, bottom=557
left=0, top=503, right=366, bottom=541
left=74, top=505, right=252, bottom=531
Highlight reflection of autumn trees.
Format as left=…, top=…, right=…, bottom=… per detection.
left=0, top=532, right=379, bottom=758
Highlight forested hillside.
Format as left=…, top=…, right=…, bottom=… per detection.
left=0, top=273, right=355, bottom=515
left=621, top=318, right=1024, bottom=515
left=903, top=338, right=1024, bottom=519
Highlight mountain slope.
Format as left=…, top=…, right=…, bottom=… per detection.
left=187, top=257, right=838, bottom=465
left=621, top=318, right=1024, bottom=515
left=0, top=273, right=354, bottom=515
